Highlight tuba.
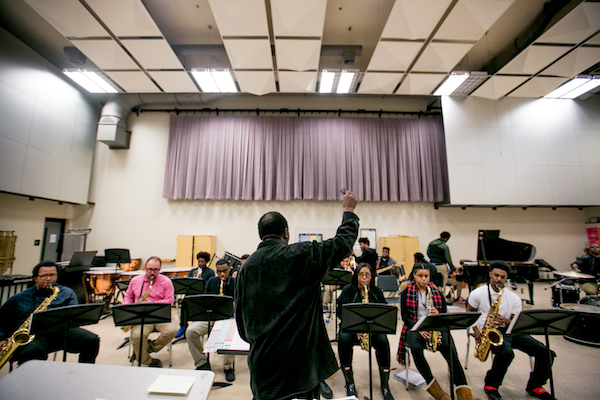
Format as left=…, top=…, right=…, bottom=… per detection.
left=475, top=287, right=504, bottom=362
left=425, top=286, right=442, bottom=352
left=0, top=285, right=60, bottom=368
left=122, top=276, right=154, bottom=333
left=360, top=283, right=370, bottom=351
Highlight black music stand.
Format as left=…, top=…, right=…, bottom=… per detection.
left=112, top=303, right=171, bottom=367
left=183, top=294, right=234, bottom=388
left=321, top=268, right=353, bottom=342
left=103, top=249, right=131, bottom=315
left=411, top=312, right=481, bottom=400
left=31, top=303, right=103, bottom=362
left=171, top=278, right=206, bottom=344
left=342, top=303, right=398, bottom=400
left=506, top=309, right=578, bottom=400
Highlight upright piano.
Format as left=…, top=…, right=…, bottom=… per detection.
left=459, top=230, right=540, bottom=305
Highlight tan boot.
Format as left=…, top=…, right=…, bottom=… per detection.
left=426, top=379, right=451, bottom=400
left=456, top=385, right=480, bottom=400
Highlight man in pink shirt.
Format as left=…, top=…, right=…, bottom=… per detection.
left=123, top=256, right=177, bottom=367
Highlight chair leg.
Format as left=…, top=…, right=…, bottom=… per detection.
left=405, top=347, right=410, bottom=390
left=465, top=329, right=470, bottom=370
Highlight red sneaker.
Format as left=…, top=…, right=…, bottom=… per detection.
left=526, top=386, right=552, bottom=400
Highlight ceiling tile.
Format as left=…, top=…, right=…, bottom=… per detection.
left=508, top=77, right=569, bottom=98
left=86, top=0, right=162, bottom=37
left=412, top=42, right=473, bottom=72
left=498, top=46, right=571, bottom=75
left=357, top=72, right=402, bottom=94
left=586, top=33, right=600, bottom=46
left=396, top=73, right=446, bottom=95
left=275, top=40, right=321, bottom=71
left=208, top=0, right=269, bottom=37
left=536, top=2, right=600, bottom=45
left=121, top=39, right=184, bottom=69
left=543, top=47, right=600, bottom=78
left=367, top=42, right=423, bottom=71
left=70, top=39, right=138, bottom=69
left=223, top=39, right=273, bottom=70
left=381, top=0, right=452, bottom=40
left=470, top=75, right=528, bottom=99
left=235, top=71, right=276, bottom=95
left=278, top=71, right=317, bottom=92
left=24, top=0, right=108, bottom=38
left=103, top=71, right=161, bottom=92
left=271, top=0, right=327, bottom=37
left=435, top=0, right=515, bottom=41
left=147, top=71, right=199, bottom=93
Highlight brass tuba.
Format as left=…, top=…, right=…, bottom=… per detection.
left=425, top=286, right=442, bottom=352
left=122, top=276, right=154, bottom=333
left=360, top=283, right=370, bottom=351
left=475, top=287, right=504, bottom=362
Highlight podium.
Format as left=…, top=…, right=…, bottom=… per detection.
left=112, top=303, right=171, bottom=367
left=411, top=312, right=481, bottom=400
left=341, top=303, right=398, bottom=400
left=31, top=303, right=104, bottom=362
left=507, top=309, right=578, bottom=400
left=321, top=268, right=353, bottom=342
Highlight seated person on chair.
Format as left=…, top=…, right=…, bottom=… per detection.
left=0, top=261, right=99, bottom=366
left=186, top=259, right=236, bottom=382
left=400, top=253, right=441, bottom=292
left=376, top=247, right=398, bottom=277
left=427, top=231, right=464, bottom=302
left=188, top=252, right=216, bottom=281
left=570, top=242, right=600, bottom=295
left=123, top=256, right=177, bottom=368
left=466, top=260, right=555, bottom=400
left=337, top=263, right=394, bottom=400
left=397, top=263, right=478, bottom=400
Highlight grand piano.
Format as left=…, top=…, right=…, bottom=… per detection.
left=459, top=230, right=543, bottom=305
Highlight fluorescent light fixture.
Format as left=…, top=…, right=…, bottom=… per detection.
left=319, top=71, right=335, bottom=93
left=434, top=72, right=469, bottom=96
left=191, top=69, right=238, bottom=93
left=63, top=69, right=118, bottom=93
left=545, top=76, right=600, bottom=99
left=212, top=70, right=237, bottom=93
left=562, top=78, right=600, bottom=99
left=336, top=71, right=355, bottom=94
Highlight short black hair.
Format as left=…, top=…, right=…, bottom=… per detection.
left=258, top=212, right=288, bottom=239
left=382, top=246, right=390, bottom=252
left=412, top=262, right=431, bottom=275
left=216, top=259, right=230, bottom=267
left=358, top=237, right=370, bottom=246
left=196, top=252, right=211, bottom=262
left=32, top=261, right=58, bottom=277
left=414, top=252, right=426, bottom=262
left=241, top=254, right=250, bottom=260
left=489, top=260, right=510, bottom=273
left=440, top=232, right=451, bottom=240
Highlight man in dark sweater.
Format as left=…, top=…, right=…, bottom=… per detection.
left=356, top=237, right=378, bottom=269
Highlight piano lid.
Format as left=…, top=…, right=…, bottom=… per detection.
left=477, top=230, right=536, bottom=262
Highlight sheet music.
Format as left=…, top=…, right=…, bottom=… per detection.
left=147, top=375, right=195, bottom=395
left=506, top=310, right=521, bottom=335
left=410, top=315, right=427, bottom=331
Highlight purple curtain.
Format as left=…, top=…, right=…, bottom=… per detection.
left=163, top=115, right=448, bottom=202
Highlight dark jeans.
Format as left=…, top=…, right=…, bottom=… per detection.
left=14, top=327, right=99, bottom=364
left=485, top=333, right=554, bottom=389
left=407, top=330, right=467, bottom=386
left=338, top=329, right=391, bottom=369
left=254, top=384, right=320, bottom=400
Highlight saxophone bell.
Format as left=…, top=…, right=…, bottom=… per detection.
left=426, top=286, right=442, bottom=353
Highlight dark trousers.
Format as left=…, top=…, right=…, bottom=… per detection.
left=253, top=384, right=320, bottom=400
left=338, top=329, right=391, bottom=369
left=407, top=330, right=467, bottom=386
left=15, top=327, right=100, bottom=364
left=485, top=333, right=553, bottom=389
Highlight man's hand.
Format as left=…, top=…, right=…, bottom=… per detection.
left=473, top=327, right=481, bottom=344
left=343, top=191, right=357, bottom=212
left=419, top=331, right=431, bottom=340
left=493, top=315, right=511, bottom=326
left=571, top=263, right=580, bottom=272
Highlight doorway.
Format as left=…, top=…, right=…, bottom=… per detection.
left=41, top=218, right=66, bottom=262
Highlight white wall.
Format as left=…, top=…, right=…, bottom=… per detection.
left=442, top=96, right=600, bottom=206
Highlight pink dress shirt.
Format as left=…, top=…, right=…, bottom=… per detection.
left=123, top=273, right=174, bottom=305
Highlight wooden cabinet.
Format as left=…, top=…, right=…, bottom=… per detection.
left=379, top=236, right=419, bottom=277
left=176, top=235, right=216, bottom=270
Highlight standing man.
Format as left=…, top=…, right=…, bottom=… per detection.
left=427, top=232, right=464, bottom=302
left=123, top=256, right=177, bottom=368
left=0, top=261, right=99, bottom=366
left=467, top=261, right=554, bottom=400
left=570, top=242, right=600, bottom=295
left=356, top=237, right=377, bottom=269
left=236, top=191, right=359, bottom=400
left=186, top=259, right=237, bottom=381
left=376, top=247, right=398, bottom=276
left=188, top=252, right=216, bottom=281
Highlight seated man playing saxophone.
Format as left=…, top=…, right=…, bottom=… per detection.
left=123, top=256, right=177, bottom=368
left=0, top=261, right=99, bottom=367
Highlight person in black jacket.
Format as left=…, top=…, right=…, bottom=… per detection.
left=356, top=237, right=378, bottom=269
left=337, top=263, right=394, bottom=400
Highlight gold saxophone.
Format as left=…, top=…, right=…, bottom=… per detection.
left=219, top=278, right=224, bottom=295
left=475, top=287, right=504, bottom=362
left=349, top=255, right=356, bottom=271
left=122, top=277, right=154, bottom=333
left=0, top=285, right=60, bottom=368
left=360, top=283, right=370, bottom=351
left=425, top=286, right=442, bottom=352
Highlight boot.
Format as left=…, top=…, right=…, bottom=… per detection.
left=456, top=385, right=480, bottom=400
left=342, top=366, right=357, bottom=396
left=379, top=367, right=394, bottom=400
left=427, top=379, right=451, bottom=400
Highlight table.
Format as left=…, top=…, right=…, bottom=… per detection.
left=205, top=318, right=250, bottom=356
left=0, top=360, right=214, bottom=400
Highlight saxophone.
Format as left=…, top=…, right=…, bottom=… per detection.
left=475, top=287, right=504, bottom=362
left=122, top=276, right=154, bottom=333
left=425, top=286, right=442, bottom=352
left=219, top=278, right=224, bottom=296
left=0, top=285, right=60, bottom=368
left=360, top=283, right=370, bottom=351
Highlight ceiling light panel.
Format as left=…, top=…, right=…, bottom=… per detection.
left=86, top=0, right=162, bottom=37
left=535, top=2, right=600, bottom=45
left=412, top=42, right=474, bottom=72
left=70, top=40, right=138, bottom=70
left=223, top=39, right=273, bottom=70
left=508, top=77, right=569, bottom=98
left=367, top=42, right=423, bottom=71
left=543, top=47, right=600, bottom=78
left=278, top=71, right=317, bottom=93
left=470, top=75, right=528, bottom=99
left=103, top=71, right=161, bottom=92
left=147, top=71, right=199, bottom=93
left=271, top=0, right=327, bottom=37
left=24, top=0, right=108, bottom=37
left=208, top=0, right=269, bottom=37
left=396, top=73, right=446, bottom=95
left=381, top=0, right=451, bottom=40
left=235, top=71, right=276, bottom=95
left=121, top=39, right=185, bottom=70
left=498, top=46, right=571, bottom=75
left=275, top=40, right=321, bottom=71
left=357, top=73, right=402, bottom=94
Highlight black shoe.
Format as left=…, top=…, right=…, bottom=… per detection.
left=148, top=358, right=162, bottom=368
left=484, top=386, right=502, bottom=400
left=129, top=353, right=136, bottom=363
left=342, top=367, right=357, bottom=396
left=320, top=381, right=333, bottom=399
left=196, top=362, right=211, bottom=371
left=147, top=339, right=155, bottom=353
left=224, top=368, right=235, bottom=382
left=526, top=386, right=553, bottom=400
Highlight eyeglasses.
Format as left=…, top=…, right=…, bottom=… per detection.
left=358, top=273, right=371, bottom=278
left=38, top=274, right=58, bottom=279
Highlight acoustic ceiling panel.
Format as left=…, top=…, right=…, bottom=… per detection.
left=412, top=42, right=473, bottom=72
left=103, top=71, right=160, bottom=92
left=396, top=73, right=446, bottom=95
left=357, top=72, right=402, bottom=94
left=208, top=0, right=269, bottom=37
left=147, top=71, right=199, bottom=93
left=543, top=47, right=600, bottom=78
left=507, top=77, right=569, bottom=98
left=275, top=40, right=321, bottom=71
left=470, top=75, right=528, bottom=99
left=535, top=2, right=600, bottom=45
left=498, top=46, right=571, bottom=75
left=381, top=0, right=451, bottom=40
left=278, top=71, right=317, bottom=93
left=121, top=39, right=184, bottom=70
left=587, top=33, right=600, bottom=46
left=86, top=0, right=162, bottom=37
left=235, top=71, right=276, bottom=95
left=24, top=0, right=108, bottom=38
left=223, top=39, right=273, bottom=70
left=434, top=0, right=515, bottom=41
left=70, top=39, right=138, bottom=70
left=367, top=42, right=423, bottom=71
left=271, top=0, right=327, bottom=37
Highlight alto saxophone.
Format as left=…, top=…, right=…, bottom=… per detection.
left=425, top=286, right=442, bottom=352
left=122, top=276, right=154, bottom=333
left=360, top=283, right=370, bottom=351
left=0, top=285, right=60, bottom=368
left=475, top=287, right=504, bottom=362
left=219, top=278, right=224, bottom=296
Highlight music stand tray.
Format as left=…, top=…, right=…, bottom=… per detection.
left=31, top=303, right=104, bottom=362
left=172, top=278, right=206, bottom=296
